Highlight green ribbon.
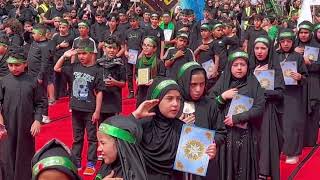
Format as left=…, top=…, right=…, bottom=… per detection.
left=144, top=37, right=157, bottom=46
left=95, top=174, right=103, bottom=180
left=78, top=22, right=89, bottom=28
left=0, top=42, right=8, bottom=47
left=254, top=37, right=270, bottom=45
left=32, top=29, right=46, bottom=36
left=314, top=24, right=320, bottom=31
left=151, top=80, right=178, bottom=99
left=228, top=51, right=249, bottom=62
left=59, top=21, right=69, bottom=26
left=177, top=61, right=200, bottom=78
left=299, top=24, right=313, bottom=31
left=279, top=32, right=295, bottom=39
left=212, top=23, right=223, bottom=30
left=201, top=24, right=212, bottom=31
left=32, top=156, right=77, bottom=177
left=99, top=123, right=136, bottom=144
left=6, top=56, right=25, bottom=64
left=105, top=43, right=118, bottom=48
left=77, top=47, right=94, bottom=53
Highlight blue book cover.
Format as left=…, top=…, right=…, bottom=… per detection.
left=128, top=49, right=139, bottom=64
left=280, top=61, right=297, bottom=85
left=201, top=59, right=215, bottom=79
left=254, top=70, right=275, bottom=90
left=304, top=46, right=319, bottom=62
left=174, top=124, right=215, bottom=176
left=227, top=94, right=254, bottom=129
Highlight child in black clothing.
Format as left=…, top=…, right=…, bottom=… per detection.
left=0, top=49, right=43, bottom=180
left=54, top=39, right=104, bottom=176
left=97, top=36, right=126, bottom=123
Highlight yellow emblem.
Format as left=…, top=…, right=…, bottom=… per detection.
left=284, top=69, right=292, bottom=77
left=259, top=78, right=270, bottom=89
left=183, top=140, right=205, bottom=161
left=233, top=105, right=248, bottom=114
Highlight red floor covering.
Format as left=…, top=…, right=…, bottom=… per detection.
left=36, top=89, right=319, bottom=180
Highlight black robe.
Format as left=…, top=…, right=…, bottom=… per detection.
left=176, top=64, right=227, bottom=180
left=249, top=38, right=285, bottom=179
left=209, top=59, right=265, bottom=180
left=0, top=73, right=43, bottom=180
left=295, top=36, right=320, bottom=147
left=276, top=50, right=308, bottom=156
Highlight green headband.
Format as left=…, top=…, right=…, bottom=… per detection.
left=314, top=24, right=320, bottom=31
left=144, top=37, right=157, bottom=46
left=279, top=31, right=295, bottom=39
left=201, top=24, right=211, bottom=31
left=32, top=156, right=77, bottom=177
left=77, top=47, right=94, bottom=53
left=6, top=56, right=25, bottom=64
left=299, top=24, right=313, bottom=31
left=78, top=22, right=89, bottom=28
left=212, top=23, right=223, bottom=30
left=254, top=37, right=270, bottom=45
left=99, top=123, right=136, bottom=143
left=95, top=174, right=103, bottom=180
left=104, top=43, right=118, bottom=48
left=32, top=29, right=46, bottom=36
left=228, top=51, right=248, bottom=62
left=59, top=22, right=69, bottom=26
left=177, top=61, right=200, bottom=78
left=0, top=42, right=8, bottom=47
left=151, top=80, right=178, bottom=99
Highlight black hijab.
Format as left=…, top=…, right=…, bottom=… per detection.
left=313, top=23, right=320, bottom=44
left=31, top=139, right=81, bottom=180
left=277, top=28, right=296, bottom=53
left=139, top=77, right=184, bottom=176
left=249, top=35, right=285, bottom=93
left=96, top=115, right=148, bottom=180
left=295, top=20, right=314, bottom=47
left=176, top=61, right=207, bottom=101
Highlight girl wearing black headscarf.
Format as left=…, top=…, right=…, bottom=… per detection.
left=295, top=21, right=320, bottom=147
left=95, top=115, right=148, bottom=180
left=176, top=61, right=226, bottom=180
left=131, top=77, right=217, bottom=180
left=249, top=35, right=285, bottom=180
left=276, top=28, right=308, bottom=164
left=209, top=50, right=265, bottom=180
left=135, top=36, right=166, bottom=107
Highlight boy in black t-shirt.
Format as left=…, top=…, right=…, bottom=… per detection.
left=97, top=36, right=126, bottom=122
left=54, top=40, right=104, bottom=176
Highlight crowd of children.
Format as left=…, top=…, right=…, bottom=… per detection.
left=0, top=0, right=319, bottom=179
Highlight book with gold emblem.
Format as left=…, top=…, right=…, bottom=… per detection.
left=304, top=46, right=319, bottom=62
left=174, top=124, right=215, bottom=176
left=201, top=59, right=215, bottom=79
left=254, top=69, right=275, bottom=90
left=137, top=68, right=150, bottom=85
left=280, top=61, right=297, bottom=85
left=227, top=94, right=254, bottom=129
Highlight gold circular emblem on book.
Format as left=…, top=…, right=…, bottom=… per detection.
left=233, top=105, right=248, bottom=114
left=308, top=55, right=314, bottom=61
left=260, top=78, right=270, bottom=89
left=183, top=140, right=205, bottom=161
left=284, top=69, right=292, bottom=77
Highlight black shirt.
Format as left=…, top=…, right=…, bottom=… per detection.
left=44, top=6, right=68, bottom=19
left=90, top=22, right=107, bottom=43
left=125, top=27, right=144, bottom=52
left=51, top=33, right=75, bottom=63
left=62, top=62, right=104, bottom=112
left=27, top=40, right=50, bottom=81
left=97, top=57, right=126, bottom=113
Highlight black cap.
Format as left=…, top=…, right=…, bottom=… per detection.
left=31, top=139, right=81, bottom=180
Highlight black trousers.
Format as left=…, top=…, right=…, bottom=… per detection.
left=71, top=110, right=97, bottom=163
left=126, top=62, right=134, bottom=92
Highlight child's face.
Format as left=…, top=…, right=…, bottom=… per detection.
left=38, top=169, right=71, bottom=180
left=59, top=24, right=69, bottom=34
left=32, top=32, right=43, bottom=41
left=212, top=27, right=223, bottom=38
left=142, top=39, right=157, bottom=56
left=0, top=45, right=7, bottom=55
left=77, top=51, right=93, bottom=65
left=97, top=132, right=118, bottom=165
left=95, top=15, right=104, bottom=24
left=158, top=90, right=181, bottom=119
left=24, top=23, right=33, bottom=32
left=176, top=37, right=188, bottom=49
left=53, top=19, right=60, bottom=28
left=8, top=63, right=27, bottom=76
left=129, top=19, right=139, bottom=28
left=108, top=19, right=118, bottom=29
left=104, top=45, right=119, bottom=58
left=78, top=26, right=89, bottom=37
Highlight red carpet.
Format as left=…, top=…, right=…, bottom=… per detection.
left=35, top=86, right=318, bottom=179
